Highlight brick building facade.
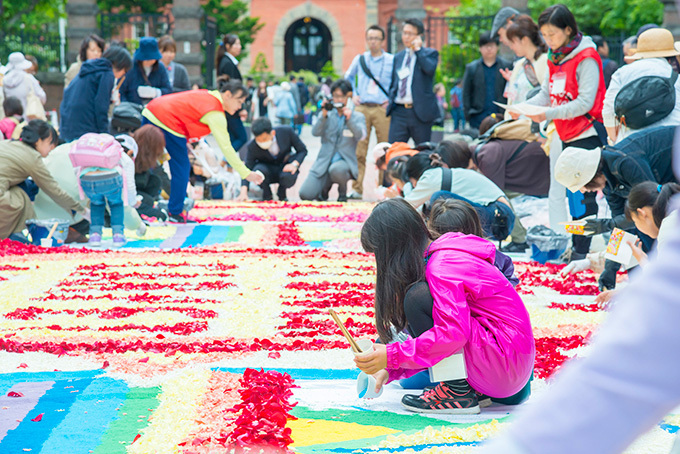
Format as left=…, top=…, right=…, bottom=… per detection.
left=243, top=0, right=454, bottom=76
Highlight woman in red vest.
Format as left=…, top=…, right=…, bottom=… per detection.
left=511, top=4, right=606, bottom=262
left=142, top=80, right=264, bottom=222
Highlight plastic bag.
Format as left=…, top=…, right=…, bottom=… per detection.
left=526, top=225, right=570, bottom=264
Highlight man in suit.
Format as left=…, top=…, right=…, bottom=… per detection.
left=238, top=117, right=308, bottom=201
left=462, top=32, right=511, bottom=130
left=386, top=18, right=439, bottom=145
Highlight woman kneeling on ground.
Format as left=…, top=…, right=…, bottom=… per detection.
left=356, top=198, right=534, bottom=414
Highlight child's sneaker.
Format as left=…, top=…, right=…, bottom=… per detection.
left=401, top=380, right=480, bottom=414
left=88, top=233, right=102, bottom=247
left=112, top=233, right=126, bottom=248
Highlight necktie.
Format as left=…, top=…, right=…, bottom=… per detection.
left=399, top=52, right=412, bottom=99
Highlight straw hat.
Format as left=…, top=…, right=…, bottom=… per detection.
left=629, top=28, right=680, bottom=60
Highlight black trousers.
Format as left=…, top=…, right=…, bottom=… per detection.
left=403, top=281, right=435, bottom=339
left=253, top=162, right=298, bottom=200
left=563, top=134, right=604, bottom=255
left=388, top=105, right=433, bottom=145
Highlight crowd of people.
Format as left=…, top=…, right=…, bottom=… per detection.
left=1, top=3, right=680, bottom=452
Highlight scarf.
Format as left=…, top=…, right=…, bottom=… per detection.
left=548, top=32, right=583, bottom=65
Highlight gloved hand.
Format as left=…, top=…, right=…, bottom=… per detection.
left=137, top=85, right=161, bottom=99
left=561, top=258, right=591, bottom=275
left=598, top=259, right=621, bottom=291
left=584, top=217, right=615, bottom=235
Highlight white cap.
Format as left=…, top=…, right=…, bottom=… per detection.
left=555, top=146, right=602, bottom=193
left=116, top=134, right=138, bottom=159
left=372, top=142, right=391, bottom=162
left=281, top=81, right=291, bottom=91
left=7, top=52, right=33, bottom=71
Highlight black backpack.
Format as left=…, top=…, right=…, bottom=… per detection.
left=614, top=71, right=678, bottom=129
left=111, top=102, right=143, bottom=133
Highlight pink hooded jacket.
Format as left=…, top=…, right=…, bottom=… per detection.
left=385, top=232, right=535, bottom=398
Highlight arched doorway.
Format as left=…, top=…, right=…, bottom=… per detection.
left=284, top=17, right=332, bottom=73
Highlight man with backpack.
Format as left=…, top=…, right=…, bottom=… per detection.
left=603, top=28, right=680, bottom=144
left=344, top=25, right=394, bottom=200
left=554, top=125, right=677, bottom=290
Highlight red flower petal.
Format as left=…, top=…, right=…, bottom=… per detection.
left=8, top=391, right=24, bottom=397
left=31, top=413, right=43, bottom=422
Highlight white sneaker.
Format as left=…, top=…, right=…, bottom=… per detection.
left=136, top=223, right=148, bottom=237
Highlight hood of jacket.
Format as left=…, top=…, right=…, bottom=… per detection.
left=3, top=69, right=29, bottom=89
left=560, top=35, right=597, bottom=64
left=79, top=58, right=112, bottom=77
left=426, top=232, right=496, bottom=265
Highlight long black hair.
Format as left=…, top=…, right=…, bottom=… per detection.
left=216, top=34, right=239, bottom=67
left=538, top=4, right=579, bottom=39
left=19, top=120, right=58, bottom=149
left=361, top=198, right=432, bottom=342
left=405, top=151, right=444, bottom=181
left=626, top=181, right=680, bottom=228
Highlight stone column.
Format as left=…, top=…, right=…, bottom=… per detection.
left=503, top=0, right=529, bottom=14
left=662, top=0, right=680, bottom=38
left=172, top=0, right=204, bottom=86
left=65, top=0, right=99, bottom=64
left=366, top=0, right=379, bottom=27
left=394, top=0, right=426, bottom=21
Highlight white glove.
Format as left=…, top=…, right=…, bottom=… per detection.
left=561, top=258, right=591, bottom=275
left=137, top=85, right=161, bottom=99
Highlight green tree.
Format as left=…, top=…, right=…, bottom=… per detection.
left=96, top=0, right=168, bottom=14
left=203, top=0, right=263, bottom=58
left=319, top=60, right=339, bottom=80
left=2, top=0, right=66, bottom=30
left=527, top=0, right=663, bottom=36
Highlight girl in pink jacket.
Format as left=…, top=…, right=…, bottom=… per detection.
left=357, top=198, right=535, bottom=414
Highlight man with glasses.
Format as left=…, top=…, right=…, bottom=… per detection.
left=344, top=25, right=394, bottom=200
left=299, top=79, right=366, bottom=202
left=386, top=18, right=439, bottom=145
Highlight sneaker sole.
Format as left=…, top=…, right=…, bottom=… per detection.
left=401, top=402, right=481, bottom=415
left=478, top=398, right=492, bottom=408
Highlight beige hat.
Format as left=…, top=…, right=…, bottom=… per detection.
left=629, top=28, right=680, bottom=60
left=555, top=147, right=602, bottom=193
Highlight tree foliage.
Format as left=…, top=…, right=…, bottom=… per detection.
left=203, top=0, right=263, bottom=58
left=96, top=0, right=168, bottom=14
left=2, top=0, right=66, bottom=30
left=526, top=0, right=663, bottom=36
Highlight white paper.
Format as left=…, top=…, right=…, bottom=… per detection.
left=495, top=101, right=549, bottom=116
left=604, top=228, right=639, bottom=269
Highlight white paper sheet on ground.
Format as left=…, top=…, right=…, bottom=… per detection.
left=495, top=101, right=549, bottom=117
left=292, top=379, right=521, bottom=424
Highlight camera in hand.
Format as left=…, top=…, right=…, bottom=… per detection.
left=323, top=96, right=344, bottom=111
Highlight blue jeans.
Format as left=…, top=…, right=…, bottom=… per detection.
left=80, top=173, right=124, bottom=235
left=142, top=118, right=190, bottom=216
left=430, top=191, right=515, bottom=241
left=450, top=108, right=464, bottom=131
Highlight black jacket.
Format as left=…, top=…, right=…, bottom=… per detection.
left=60, top=58, right=114, bottom=142
left=218, top=55, right=242, bottom=81
left=601, top=125, right=677, bottom=218
left=387, top=47, right=439, bottom=123
left=462, top=57, right=511, bottom=120
left=242, top=126, right=307, bottom=184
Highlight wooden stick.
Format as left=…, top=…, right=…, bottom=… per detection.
left=328, top=309, right=362, bottom=353
left=45, top=222, right=59, bottom=241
